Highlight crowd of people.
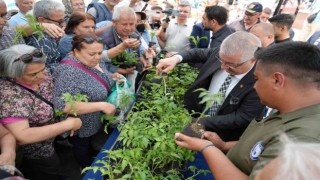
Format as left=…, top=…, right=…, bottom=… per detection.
left=0, top=0, right=320, bottom=179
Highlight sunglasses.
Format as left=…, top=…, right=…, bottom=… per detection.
left=82, top=37, right=104, bottom=44
left=13, top=49, right=44, bottom=64
left=1, top=12, right=10, bottom=20
left=43, top=17, right=65, bottom=26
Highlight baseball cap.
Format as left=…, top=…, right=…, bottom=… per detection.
left=135, top=11, right=147, bottom=20
left=151, top=5, right=163, bottom=11
left=246, top=2, right=263, bottom=13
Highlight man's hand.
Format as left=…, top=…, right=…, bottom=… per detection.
left=41, top=23, right=65, bottom=39
left=123, top=38, right=140, bottom=49
left=140, top=57, right=152, bottom=71
left=150, top=44, right=158, bottom=53
left=155, top=56, right=180, bottom=74
left=175, top=133, right=213, bottom=152
left=161, top=21, right=169, bottom=29
left=144, top=48, right=156, bottom=59
left=165, top=51, right=178, bottom=58
left=202, top=131, right=226, bottom=151
left=118, top=67, right=136, bottom=75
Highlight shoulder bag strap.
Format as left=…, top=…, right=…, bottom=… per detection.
left=5, top=78, right=54, bottom=109
left=60, top=60, right=110, bottom=92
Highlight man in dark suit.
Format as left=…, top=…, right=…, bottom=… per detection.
left=156, top=31, right=265, bottom=141
left=190, top=5, right=234, bottom=49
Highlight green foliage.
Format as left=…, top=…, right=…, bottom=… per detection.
left=112, top=51, right=139, bottom=66
left=188, top=35, right=208, bottom=48
left=14, top=14, right=45, bottom=43
left=84, top=64, right=206, bottom=179
left=150, top=31, right=156, bottom=42
left=194, top=88, right=224, bottom=119
left=54, top=92, right=88, bottom=117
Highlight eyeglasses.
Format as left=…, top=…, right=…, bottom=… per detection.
left=244, top=11, right=258, bottom=17
left=72, top=2, right=85, bottom=7
left=43, top=17, right=65, bottom=26
left=0, top=12, right=10, bottom=20
left=217, top=55, right=252, bottom=69
left=82, top=37, right=104, bottom=44
left=13, top=49, right=44, bottom=63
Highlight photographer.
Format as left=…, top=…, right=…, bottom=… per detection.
left=148, top=5, right=165, bottom=30
left=157, top=1, right=193, bottom=52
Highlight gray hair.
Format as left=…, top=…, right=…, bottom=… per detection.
left=220, top=31, right=261, bottom=62
left=33, top=0, right=65, bottom=19
left=112, top=6, right=136, bottom=21
left=274, top=134, right=320, bottom=180
left=0, top=44, right=46, bottom=78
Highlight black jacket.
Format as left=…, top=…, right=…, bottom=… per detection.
left=180, top=48, right=265, bottom=141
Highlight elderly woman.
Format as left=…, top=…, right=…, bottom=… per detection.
left=54, top=34, right=116, bottom=168
left=0, top=44, right=82, bottom=179
left=58, top=12, right=96, bottom=59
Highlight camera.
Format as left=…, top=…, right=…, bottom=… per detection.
left=150, top=20, right=161, bottom=30
left=162, top=9, right=180, bottom=17
left=161, top=9, right=180, bottom=32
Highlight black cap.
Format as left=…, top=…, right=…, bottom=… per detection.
left=135, top=11, right=147, bottom=20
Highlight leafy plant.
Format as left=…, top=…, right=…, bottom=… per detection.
left=54, top=92, right=88, bottom=117
left=189, top=35, right=208, bottom=48
left=112, top=51, right=139, bottom=67
left=194, top=89, right=224, bottom=119
left=83, top=64, right=209, bottom=179
left=150, top=31, right=156, bottom=43
left=14, top=14, right=45, bottom=43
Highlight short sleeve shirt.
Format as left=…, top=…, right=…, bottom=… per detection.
left=0, top=75, right=56, bottom=159
left=227, top=104, right=320, bottom=179
left=165, top=19, right=193, bottom=52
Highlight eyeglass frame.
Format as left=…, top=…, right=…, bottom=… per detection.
left=42, top=17, right=65, bottom=26
left=244, top=11, right=259, bottom=17
left=13, top=49, right=44, bottom=64
left=216, top=55, right=252, bottom=69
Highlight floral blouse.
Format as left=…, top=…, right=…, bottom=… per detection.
left=0, top=75, right=56, bottom=159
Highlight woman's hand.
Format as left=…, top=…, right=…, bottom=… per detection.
left=0, top=152, right=15, bottom=167
left=64, top=117, right=82, bottom=137
left=111, top=73, right=125, bottom=84
left=101, top=102, right=116, bottom=115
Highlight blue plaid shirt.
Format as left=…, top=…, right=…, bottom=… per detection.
left=25, top=32, right=61, bottom=73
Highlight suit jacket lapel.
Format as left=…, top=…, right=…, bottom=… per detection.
left=219, top=66, right=256, bottom=111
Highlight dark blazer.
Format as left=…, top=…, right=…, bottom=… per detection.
left=180, top=48, right=265, bottom=141
left=189, top=23, right=211, bottom=49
